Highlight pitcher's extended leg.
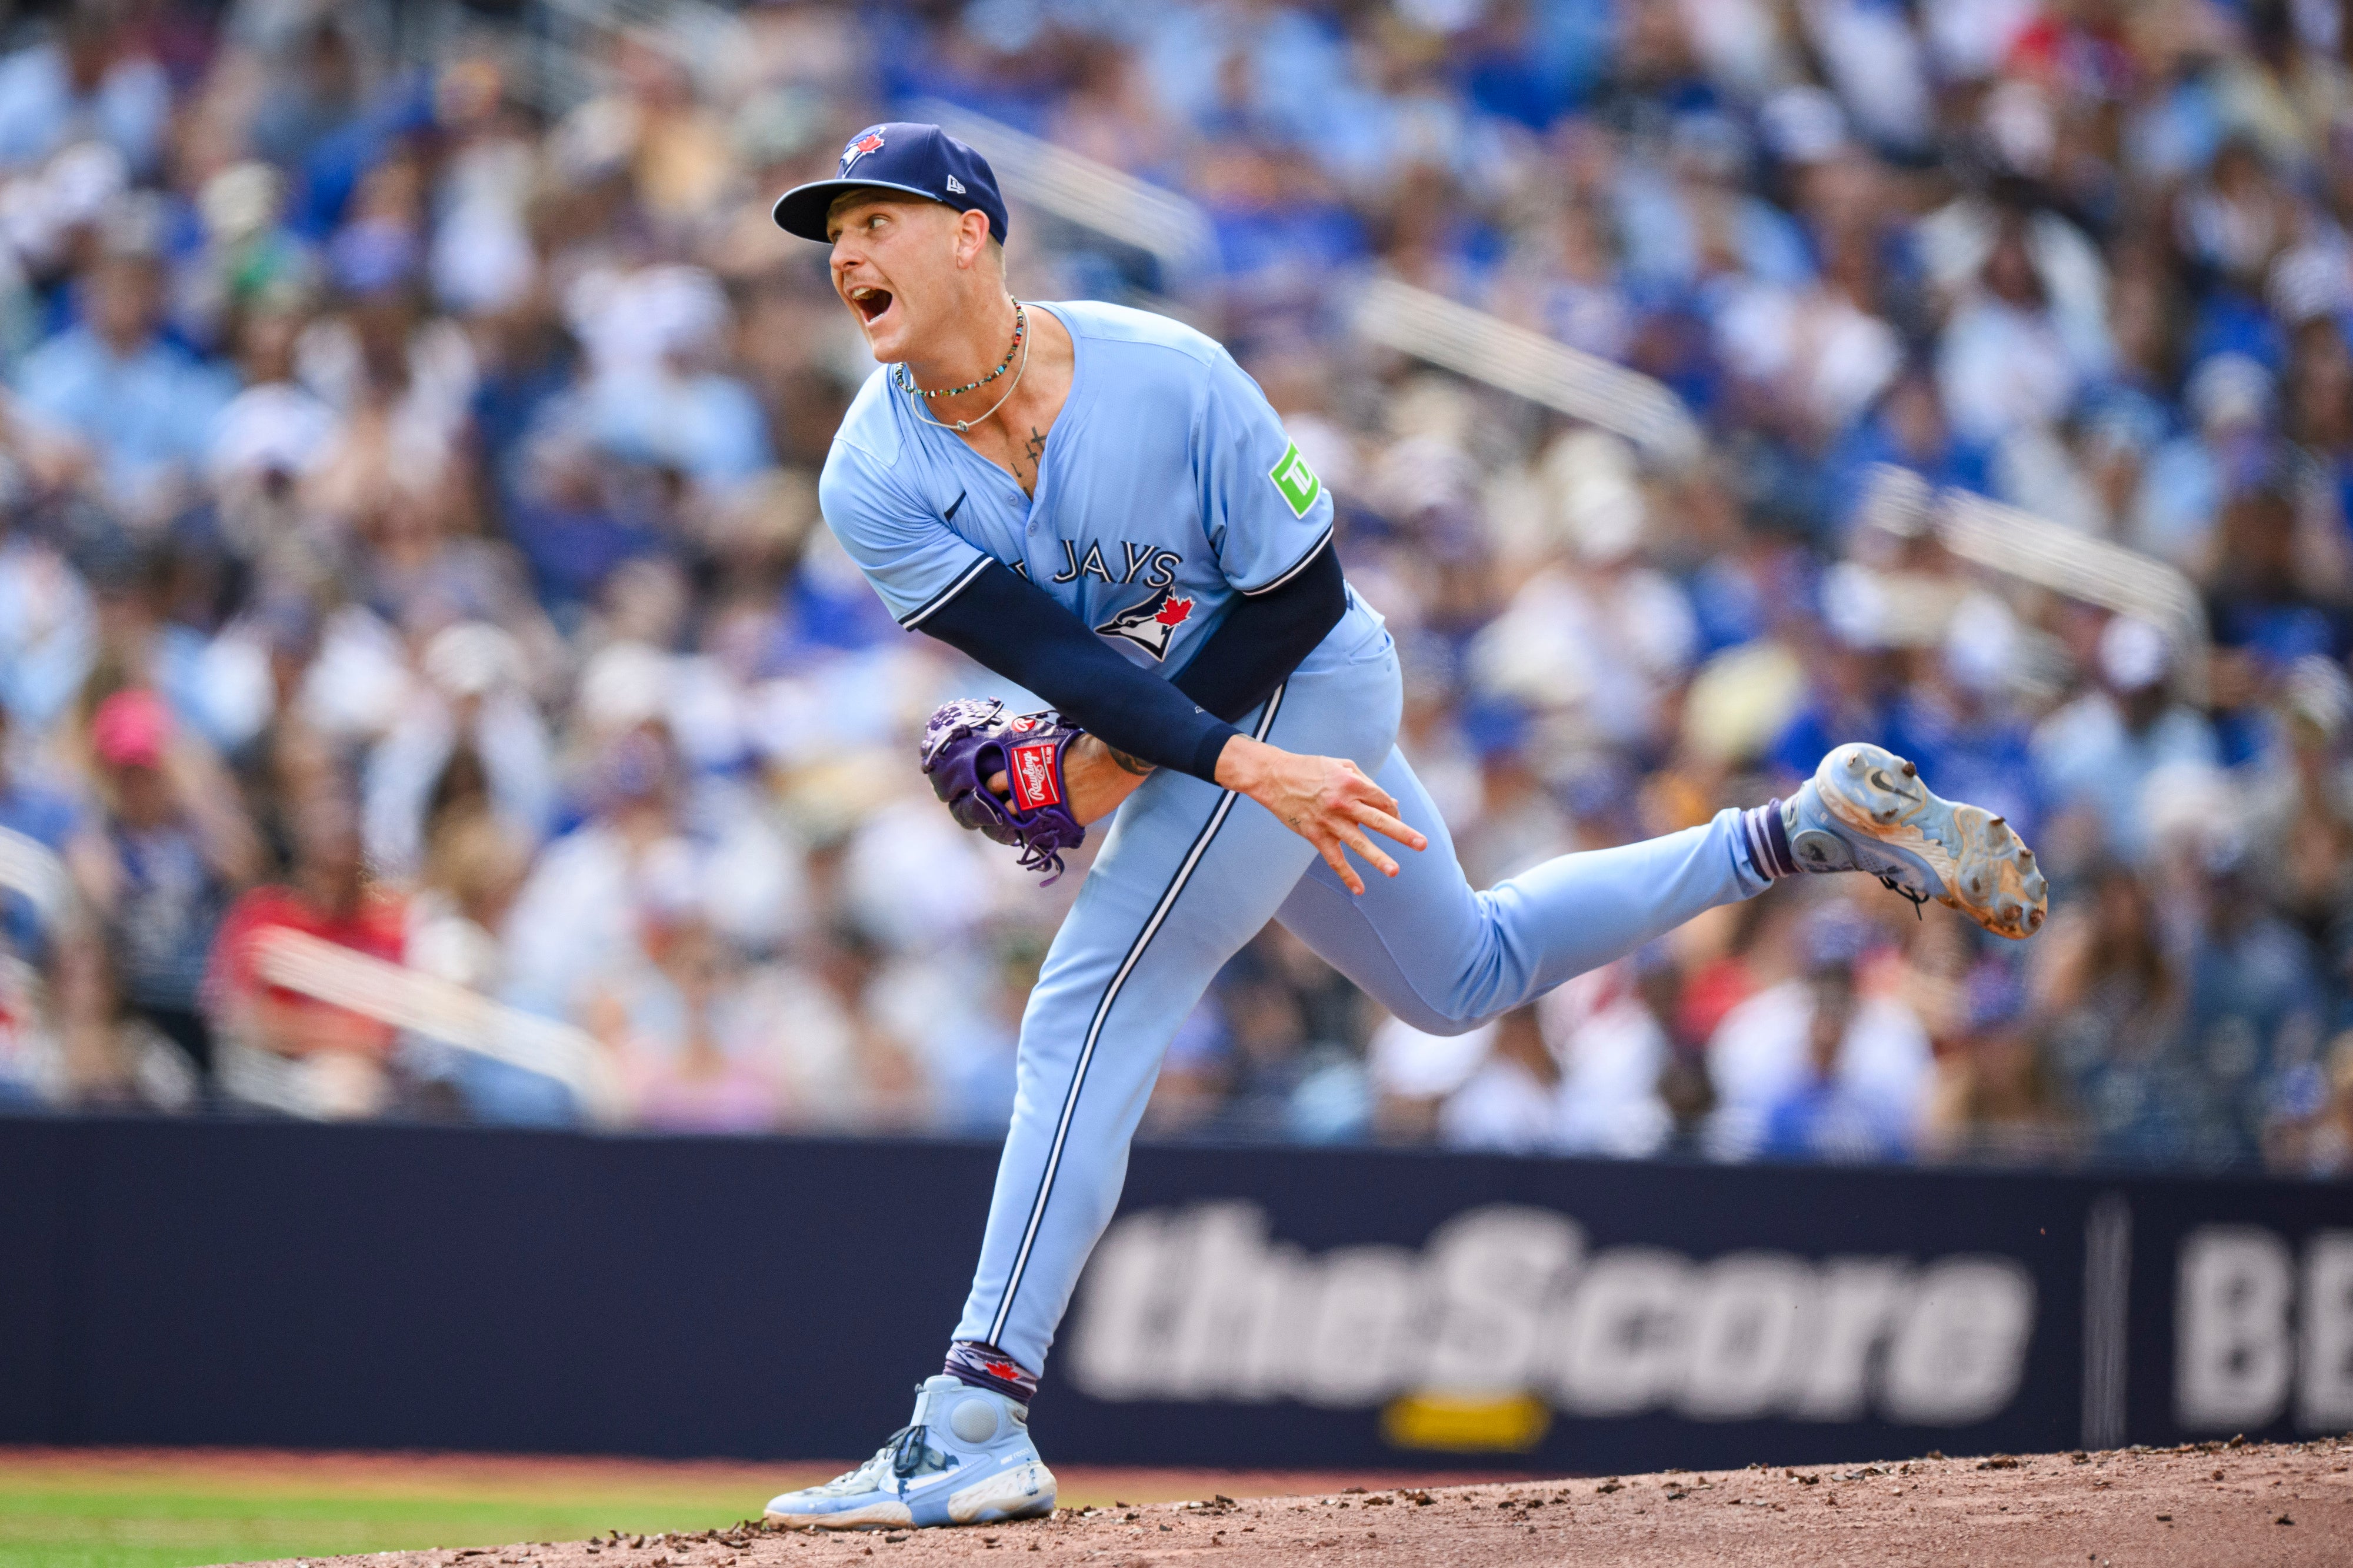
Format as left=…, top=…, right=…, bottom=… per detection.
left=1278, top=739, right=2049, bottom=1035
left=1277, top=745, right=1774, bottom=1035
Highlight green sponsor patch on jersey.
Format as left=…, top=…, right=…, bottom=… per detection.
left=1269, top=439, right=1322, bottom=518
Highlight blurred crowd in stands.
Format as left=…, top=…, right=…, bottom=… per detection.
left=2, top=0, right=2352, bottom=1177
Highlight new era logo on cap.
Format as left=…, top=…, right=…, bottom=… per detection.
left=773, top=122, right=1010, bottom=246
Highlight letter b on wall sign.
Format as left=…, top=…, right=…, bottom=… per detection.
left=2177, top=1226, right=2353, bottom=1431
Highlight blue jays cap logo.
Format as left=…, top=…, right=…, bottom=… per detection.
left=839, top=128, right=886, bottom=175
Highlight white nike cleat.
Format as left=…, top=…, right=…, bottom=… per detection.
left=763, top=1376, right=1056, bottom=1530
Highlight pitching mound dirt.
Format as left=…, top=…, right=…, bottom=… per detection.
left=234, top=1439, right=2349, bottom=1568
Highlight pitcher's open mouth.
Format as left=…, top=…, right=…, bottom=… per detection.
left=849, top=285, right=894, bottom=325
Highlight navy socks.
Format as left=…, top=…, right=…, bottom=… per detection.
left=944, top=1339, right=1038, bottom=1403
left=1741, top=798, right=1801, bottom=880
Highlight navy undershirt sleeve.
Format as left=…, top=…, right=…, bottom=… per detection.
left=915, top=562, right=1242, bottom=782
left=1169, top=541, right=1346, bottom=724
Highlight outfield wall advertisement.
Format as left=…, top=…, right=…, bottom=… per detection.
left=1068, top=1203, right=2041, bottom=1426
left=0, top=1117, right=2344, bottom=1472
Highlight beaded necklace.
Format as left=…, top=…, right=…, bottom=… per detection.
left=893, top=302, right=1029, bottom=434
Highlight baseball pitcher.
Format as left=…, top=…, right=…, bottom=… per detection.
left=759, top=124, right=2047, bottom=1529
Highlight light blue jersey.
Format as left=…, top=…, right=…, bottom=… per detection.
left=819, top=301, right=1334, bottom=665
left=819, top=299, right=1777, bottom=1384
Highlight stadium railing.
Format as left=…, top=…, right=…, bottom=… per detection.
left=235, top=926, right=624, bottom=1123
left=1860, top=464, right=2211, bottom=700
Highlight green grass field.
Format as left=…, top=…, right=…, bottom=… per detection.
left=0, top=1450, right=1402, bottom=1568
left=0, top=1450, right=824, bottom=1568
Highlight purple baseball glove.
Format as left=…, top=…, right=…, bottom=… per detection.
left=919, top=698, right=1088, bottom=882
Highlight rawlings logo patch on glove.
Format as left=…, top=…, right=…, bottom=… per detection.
left=1005, top=739, right=1064, bottom=811
left=920, top=698, right=1087, bottom=882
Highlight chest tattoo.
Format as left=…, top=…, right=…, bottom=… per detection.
left=1009, top=424, right=1048, bottom=493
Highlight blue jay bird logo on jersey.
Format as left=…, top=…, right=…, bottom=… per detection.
left=839, top=128, right=886, bottom=175
left=1095, top=585, right=1195, bottom=660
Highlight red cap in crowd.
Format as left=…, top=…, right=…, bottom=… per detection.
left=90, top=688, right=171, bottom=770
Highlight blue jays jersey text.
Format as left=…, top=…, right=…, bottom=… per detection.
left=817, top=301, right=1334, bottom=668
